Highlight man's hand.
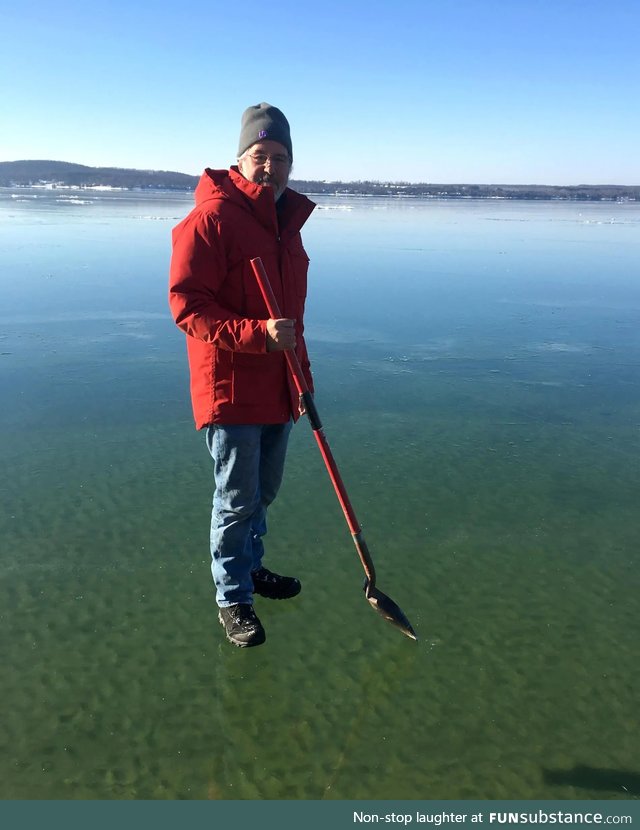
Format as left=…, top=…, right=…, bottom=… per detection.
left=299, top=393, right=312, bottom=416
left=266, top=318, right=296, bottom=352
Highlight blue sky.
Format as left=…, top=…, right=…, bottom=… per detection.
left=1, top=0, right=638, bottom=184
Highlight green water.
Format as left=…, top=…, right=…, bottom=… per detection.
left=1, top=191, right=639, bottom=799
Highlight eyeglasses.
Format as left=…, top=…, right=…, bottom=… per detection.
left=245, top=152, right=291, bottom=168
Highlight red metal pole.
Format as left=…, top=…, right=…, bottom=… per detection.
left=250, top=257, right=368, bottom=555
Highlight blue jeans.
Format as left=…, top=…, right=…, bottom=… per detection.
left=205, top=421, right=293, bottom=607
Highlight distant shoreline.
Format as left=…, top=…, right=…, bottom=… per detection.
left=1, top=160, right=637, bottom=201
left=3, top=183, right=637, bottom=203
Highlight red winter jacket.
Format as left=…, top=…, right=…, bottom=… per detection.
left=169, top=168, right=315, bottom=428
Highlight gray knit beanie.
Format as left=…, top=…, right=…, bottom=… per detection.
left=237, top=103, right=292, bottom=160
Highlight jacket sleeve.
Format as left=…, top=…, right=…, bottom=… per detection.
left=168, top=211, right=268, bottom=353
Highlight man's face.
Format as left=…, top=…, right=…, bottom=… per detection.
left=237, top=140, right=292, bottom=201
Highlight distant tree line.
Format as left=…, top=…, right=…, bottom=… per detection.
left=0, top=161, right=637, bottom=201
left=290, top=180, right=639, bottom=201
left=0, top=161, right=197, bottom=190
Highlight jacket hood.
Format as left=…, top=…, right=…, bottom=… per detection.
left=193, top=167, right=315, bottom=235
left=194, top=167, right=279, bottom=207
left=194, top=167, right=235, bottom=206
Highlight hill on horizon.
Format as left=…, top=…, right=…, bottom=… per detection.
left=0, top=160, right=637, bottom=200
left=0, top=160, right=198, bottom=190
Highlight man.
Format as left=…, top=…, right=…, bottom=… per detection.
left=169, top=103, right=315, bottom=648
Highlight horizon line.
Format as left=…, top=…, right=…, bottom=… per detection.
left=0, top=160, right=638, bottom=190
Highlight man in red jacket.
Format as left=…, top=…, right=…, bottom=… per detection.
left=169, top=103, right=315, bottom=648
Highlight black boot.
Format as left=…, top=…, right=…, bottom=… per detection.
left=252, top=566, right=301, bottom=600
left=218, top=603, right=266, bottom=647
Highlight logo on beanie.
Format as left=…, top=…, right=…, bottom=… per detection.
left=258, top=130, right=268, bottom=139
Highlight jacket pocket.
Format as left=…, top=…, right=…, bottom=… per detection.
left=231, top=351, right=277, bottom=407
